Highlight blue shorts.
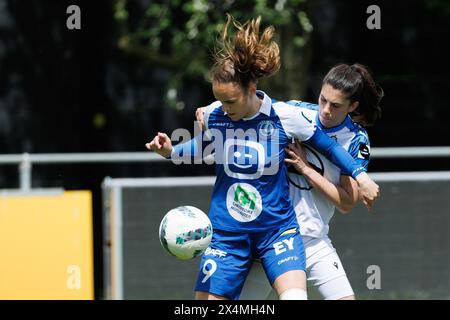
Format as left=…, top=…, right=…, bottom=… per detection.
left=194, top=223, right=306, bottom=300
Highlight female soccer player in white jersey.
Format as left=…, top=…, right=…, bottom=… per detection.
left=239, top=63, right=384, bottom=300
left=146, top=15, right=380, bottom=300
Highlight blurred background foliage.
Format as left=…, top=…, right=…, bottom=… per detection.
left=113, top=0, right=313, bottom=108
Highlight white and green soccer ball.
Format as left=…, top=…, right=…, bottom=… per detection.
left=159, top=206, right=213, bottom=260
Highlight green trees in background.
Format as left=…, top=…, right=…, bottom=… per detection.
left=113, top=0, right=313, bottom=108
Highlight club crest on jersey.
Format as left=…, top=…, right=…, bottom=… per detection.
left=358, top=144, right=370, bottom=160
left=257, top=120, right=276, bottom=137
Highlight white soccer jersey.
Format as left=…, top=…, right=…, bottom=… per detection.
left=286, top=101, right=371, bottom=239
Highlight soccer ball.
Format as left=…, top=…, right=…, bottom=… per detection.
left=159, top=206, right=213, bottom=260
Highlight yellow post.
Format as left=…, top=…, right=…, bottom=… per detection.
left=0, top=191, right=94, bottom=299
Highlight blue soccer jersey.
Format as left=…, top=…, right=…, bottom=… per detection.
left=172, top=91, right=366, bottom=233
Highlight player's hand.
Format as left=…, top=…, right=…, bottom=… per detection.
left=284, top=140, right=308, bottom=173
left=145, top=132, right=173, bottom=158
left=195, top=107, right=207, bottom=131
left=355, top=172, right=380, bottom=210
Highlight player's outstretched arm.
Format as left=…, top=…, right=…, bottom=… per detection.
left=145, top=132, right=173, bottom=158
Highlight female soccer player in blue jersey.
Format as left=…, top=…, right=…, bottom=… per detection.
left=146, top=15, right=380, bottom=300
left=238, top=63, right=384, bottom=300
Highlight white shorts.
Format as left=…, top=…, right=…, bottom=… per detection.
left=304, top=236, right=354, bottom=300
left=240, top=236, right=354, bottom=300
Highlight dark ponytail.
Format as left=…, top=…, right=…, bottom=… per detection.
left=323, top=63, right=383, bottom=127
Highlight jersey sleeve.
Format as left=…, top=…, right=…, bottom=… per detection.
left=170, top=133, right=205, bottom=161
left=304, top=128, right=366, bottom=179
left=170, top=100, right=220, bottom=162
left=272, top=102, right=317, bottom=141
left=286, top=100, right=319, bottom=111
left=346, top=132, right=371, bottom=172
left=203, top=100, right=222, bottom=130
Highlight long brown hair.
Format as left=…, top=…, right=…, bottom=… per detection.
left=211, top=14, right=281, bottom=90
left=323, top=63, right=383, bottom=127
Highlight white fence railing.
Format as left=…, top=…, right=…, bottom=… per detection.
left=1, top=146, right=450, bottom=191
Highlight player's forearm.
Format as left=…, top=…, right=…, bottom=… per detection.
left=300, top=167, right=357, bottom=213
left=171, top=134, right=207, bottom=160
left=305, top=129, right=365, bottom=179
